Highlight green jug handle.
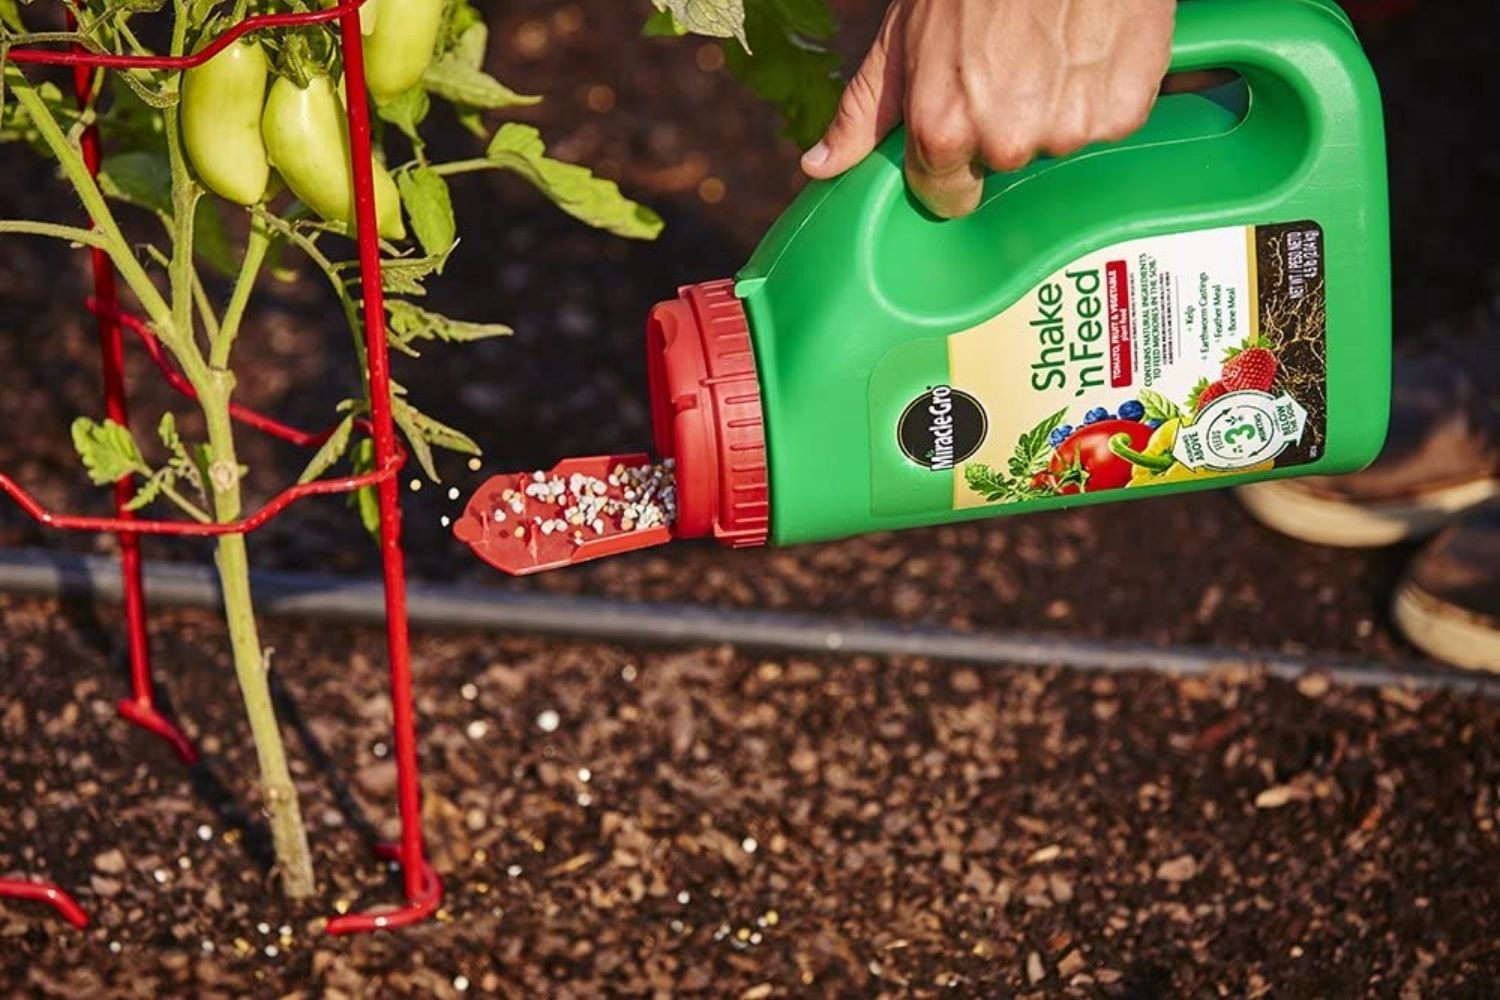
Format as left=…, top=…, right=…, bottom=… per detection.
left=1165, top=0, right=1368, bottom=150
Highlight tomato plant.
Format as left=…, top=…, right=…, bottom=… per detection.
left=0, top=0, right=681, bottom=899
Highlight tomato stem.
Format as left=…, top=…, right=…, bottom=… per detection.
left=1108, top=432, right=1174, bottom=472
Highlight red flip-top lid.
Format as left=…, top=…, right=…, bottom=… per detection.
left=645, top=279, right=770, bottom=548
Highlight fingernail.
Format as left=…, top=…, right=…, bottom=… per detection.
left=801, top=141, right=829, bottom=170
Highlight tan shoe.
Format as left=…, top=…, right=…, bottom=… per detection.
left=1238, top=299, right=1500, bottom=547
left=1392, top=502, right=1500, bottom=673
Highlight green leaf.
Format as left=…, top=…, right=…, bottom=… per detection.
left=71, top=417, right=145, bottom=485
left=297, top=414, right=356, bottom=485
left=396, top=167, right=457, bottom=258
left=124, top=468, right=172, bottom=512
left=158, top=412, right=206, bottom=501
left=1138, top=389, right=1181, bottom=424
left=348, top=437, right=381, bottom=540
left=722, top=0, right=841, bottom=149
left=485, top=123, right=663, bottom=240
left=99, top=150, right=172, bottom=214
left=439, top=0, right=485, bottom=49
left=386, top=299, right=510, bottom=356
left=158, top=412, right=181, bottom=454
left=453, top=106, right=487, bottom=139
left=1007, top=408, right=1067, bottom=480
left=0, top=0, right=25, bottom=32
left=642, top=10, right=688, bottom=36
left=0, top=69, right=76, bottom=152
left=377, top=85, right=430, bottom=145
left=377, top=243, right=454, bottom=296
left=391, top=386, right=482, bottom=484
left=764, top=0, right=836, bottom=40
left=423, top=25, right=541, bottom=110
left=96, top=76, right=167, bottom=151
left=652, top=0, right=747, bottom=48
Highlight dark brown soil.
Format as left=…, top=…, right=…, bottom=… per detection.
left=3, top=592, right=1497, bottom=997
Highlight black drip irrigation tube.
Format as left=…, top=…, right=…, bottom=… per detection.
left=1, top=548, right=1495, bottom=697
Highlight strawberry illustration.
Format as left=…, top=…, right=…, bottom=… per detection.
left=1221, top=342, right=1278, bottom=392
left=1190, top=378, right=1229, bottom=412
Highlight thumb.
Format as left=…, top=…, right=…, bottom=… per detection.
left=802, top=14, right=903, bottom=179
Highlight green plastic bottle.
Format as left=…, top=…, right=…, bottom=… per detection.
left=458, top=0, right=1388, bottom=575
left=646, top=0, right=1388, bottom=552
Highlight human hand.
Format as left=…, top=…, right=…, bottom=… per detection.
left=801, top=0, right=1177, bottom=218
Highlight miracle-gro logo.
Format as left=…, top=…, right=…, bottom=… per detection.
left=898, top=385, right=988, bottom=470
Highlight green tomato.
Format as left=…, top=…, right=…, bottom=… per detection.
left=181, top=40, right=270, bottom=206
left=362, top=0, right=445, bottom=105
left=260, top=73, right=406, bottom=241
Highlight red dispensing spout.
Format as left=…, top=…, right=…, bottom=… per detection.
left=645, top=279, right=770, bottom=548
left=453, top=279, right=768, bottom=576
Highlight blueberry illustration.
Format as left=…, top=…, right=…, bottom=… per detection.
left=1083, top=407, right=1110, bottom=425
left=1118, top=399, right=1146, bottom=421
left=1145, top=418, right=1163, bottom=429
left=1048, top=424, right=1074, bottom=448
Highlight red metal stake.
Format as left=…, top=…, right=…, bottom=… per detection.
left=66, top=16, right=197, bottom=767
left=0, top=878, right=90, bottom=929
left=324, top=7, right=441, bottom=934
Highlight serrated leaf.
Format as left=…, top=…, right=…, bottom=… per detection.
left=423, top=25, right=541, bottom=110
left=653, top=0, right=746, bottom=47
left=124, top=467, right=172, bottom=512
left=396, top=167, right=456, bottom=257
left=159, top=412, right=207, bottom=502
left=297, top=414, right=356, bottom=485
left=377, top=85, right=430, bottom=144
left=99, top=150, right=172, bottom=214
left=158, top=412, right=181, bottom=453
left=391, top=393, right=481, bottom=484
left=72, top=417, right=145, bottom=485
left=378, top=243, right=454, bottom=296
left=393, top=404, right=439, bottom=483
left=1009, top=408, right=1067, bottom=479
left=485, top=123, right=663, bottom=240
left=722, top=0, right=841, bottom=149
left=386, top=299, right=510, bottom=355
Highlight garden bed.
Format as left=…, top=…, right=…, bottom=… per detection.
left=3, top=592, right=1497, bottom=996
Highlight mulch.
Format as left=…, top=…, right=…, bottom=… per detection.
left=3, top=592, right=1497, bottom=996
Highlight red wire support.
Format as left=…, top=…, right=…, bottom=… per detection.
left=0, top=877, right=90, bottom=929
left=1, top=0, right=440, bottom=934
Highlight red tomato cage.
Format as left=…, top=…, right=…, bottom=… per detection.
left=0, top=0, right=440, bottom=933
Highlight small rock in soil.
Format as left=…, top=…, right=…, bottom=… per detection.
left=92, top=849, right=126, bottom=875
left=1156, top=853, right=1200, bottom=883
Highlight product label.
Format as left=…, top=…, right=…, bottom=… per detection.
left=870, top=221, right=1327, bottom=514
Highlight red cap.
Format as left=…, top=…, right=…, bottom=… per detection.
left=646, top=279, right=770, bottom=548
